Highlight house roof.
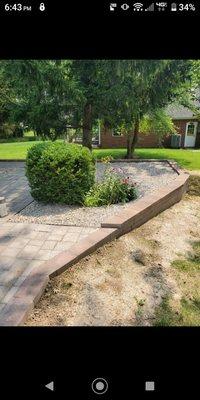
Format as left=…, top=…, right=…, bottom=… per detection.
left=166, top=89, right=200, bottom=120
left=166, top=104, right=197, bottom=119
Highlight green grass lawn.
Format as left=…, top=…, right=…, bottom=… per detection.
left=0, top=141, right=44, bottom=159
left=137, top=148, right=200, bottom=170
left=0, top=141, right=199, bottom=170
left=94, top=148, right=200, bottom=170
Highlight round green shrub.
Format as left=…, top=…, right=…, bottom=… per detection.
left=26, top=141, right=95, bottom=204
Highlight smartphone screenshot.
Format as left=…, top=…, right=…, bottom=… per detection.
left=0, top=1, right=199, bottom=397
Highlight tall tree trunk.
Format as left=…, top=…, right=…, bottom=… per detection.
left=126, top=117, right=140, bottom=159
left=82, top=103, right=92, bottom=150
left=126, top=131, right=133, bottom=159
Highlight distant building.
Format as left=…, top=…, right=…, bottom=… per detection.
left=99, top=102, right=200, bottom=149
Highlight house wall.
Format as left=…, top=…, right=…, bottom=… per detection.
left=100, top=119, right=200, bottom=148
left=173, top=119, right=200, bottom=148
left=100, top=126, right=160, bottom=148
left=172, top=119, right=188, bottom=147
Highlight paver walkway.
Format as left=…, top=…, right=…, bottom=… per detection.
left=0, top=162, right=33, bottom=215
left=0, top=221, right=96, bottom=315
left=0, top=161, right=98, bottom=324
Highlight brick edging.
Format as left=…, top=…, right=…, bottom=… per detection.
left=96, top=158, right=170, bottom=163
left=101, top=170, right=189, bottom=231
left=0, top=158, right=172, bottom=163
left=0, top=159, right=25, bottom=162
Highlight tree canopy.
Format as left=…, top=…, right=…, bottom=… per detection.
left=1, top=60, right=82, bottom=140
left=100, top=60, right=194, bottom=156
left=0, top=59, right=198, bottom=156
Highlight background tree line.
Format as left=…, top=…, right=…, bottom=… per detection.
left=0, top=59, right=199, bottom=158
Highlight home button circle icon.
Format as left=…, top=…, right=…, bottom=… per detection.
left=91, top=378, right=108, bottom=395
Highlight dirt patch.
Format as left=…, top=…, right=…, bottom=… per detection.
left=26, top=186, right=200, bottom=326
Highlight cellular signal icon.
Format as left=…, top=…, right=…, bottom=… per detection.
left=145, top=3, right=155, bottom=11
left=133, top=3, right=144, bottom=11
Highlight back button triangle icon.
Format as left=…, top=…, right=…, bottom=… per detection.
left=45, top=381, right=54, bottom=391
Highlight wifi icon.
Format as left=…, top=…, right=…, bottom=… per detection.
left=133, top=2, right=144, bottom=11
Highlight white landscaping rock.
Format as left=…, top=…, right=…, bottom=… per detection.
left=9, top=161, right=178, bottom=227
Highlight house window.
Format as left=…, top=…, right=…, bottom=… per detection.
left=187, top=123, right=196, bottom=136
left=112, top=131, right=123, bottom=137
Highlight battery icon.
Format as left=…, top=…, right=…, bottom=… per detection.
left=171, top=3, right=177, bottom=11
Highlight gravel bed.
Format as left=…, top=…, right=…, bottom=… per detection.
left=9, top=161, right=178, bottom=228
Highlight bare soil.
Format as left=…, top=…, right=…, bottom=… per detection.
left=26, top=176, right=200, bottom=326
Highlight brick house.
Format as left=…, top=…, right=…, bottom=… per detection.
left=99, top=103, right=200, bottom=149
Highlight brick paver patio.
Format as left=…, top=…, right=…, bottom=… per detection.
left=0, top=162, right=33, bottom=215
left=0, top=221, right=96, bottom=315
left=0, top=161, right=98, bottom=324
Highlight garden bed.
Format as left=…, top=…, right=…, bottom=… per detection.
left=9, top=161, right=178, bottom=227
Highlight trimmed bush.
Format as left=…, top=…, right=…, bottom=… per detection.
left=84, top=172, right=138, bottom=207
left=26, top=141, right=95, bottom=204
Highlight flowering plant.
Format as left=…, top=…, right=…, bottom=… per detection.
left=84, top=171, right=137, bottom=207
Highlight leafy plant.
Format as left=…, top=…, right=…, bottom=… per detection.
left=100, top=156, right=114, bottom=163
left=84, top=171, right=137, bottom=207
left=26, top=141, right=95, bottom=204
left=135, top=297, right=146, bottom=307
